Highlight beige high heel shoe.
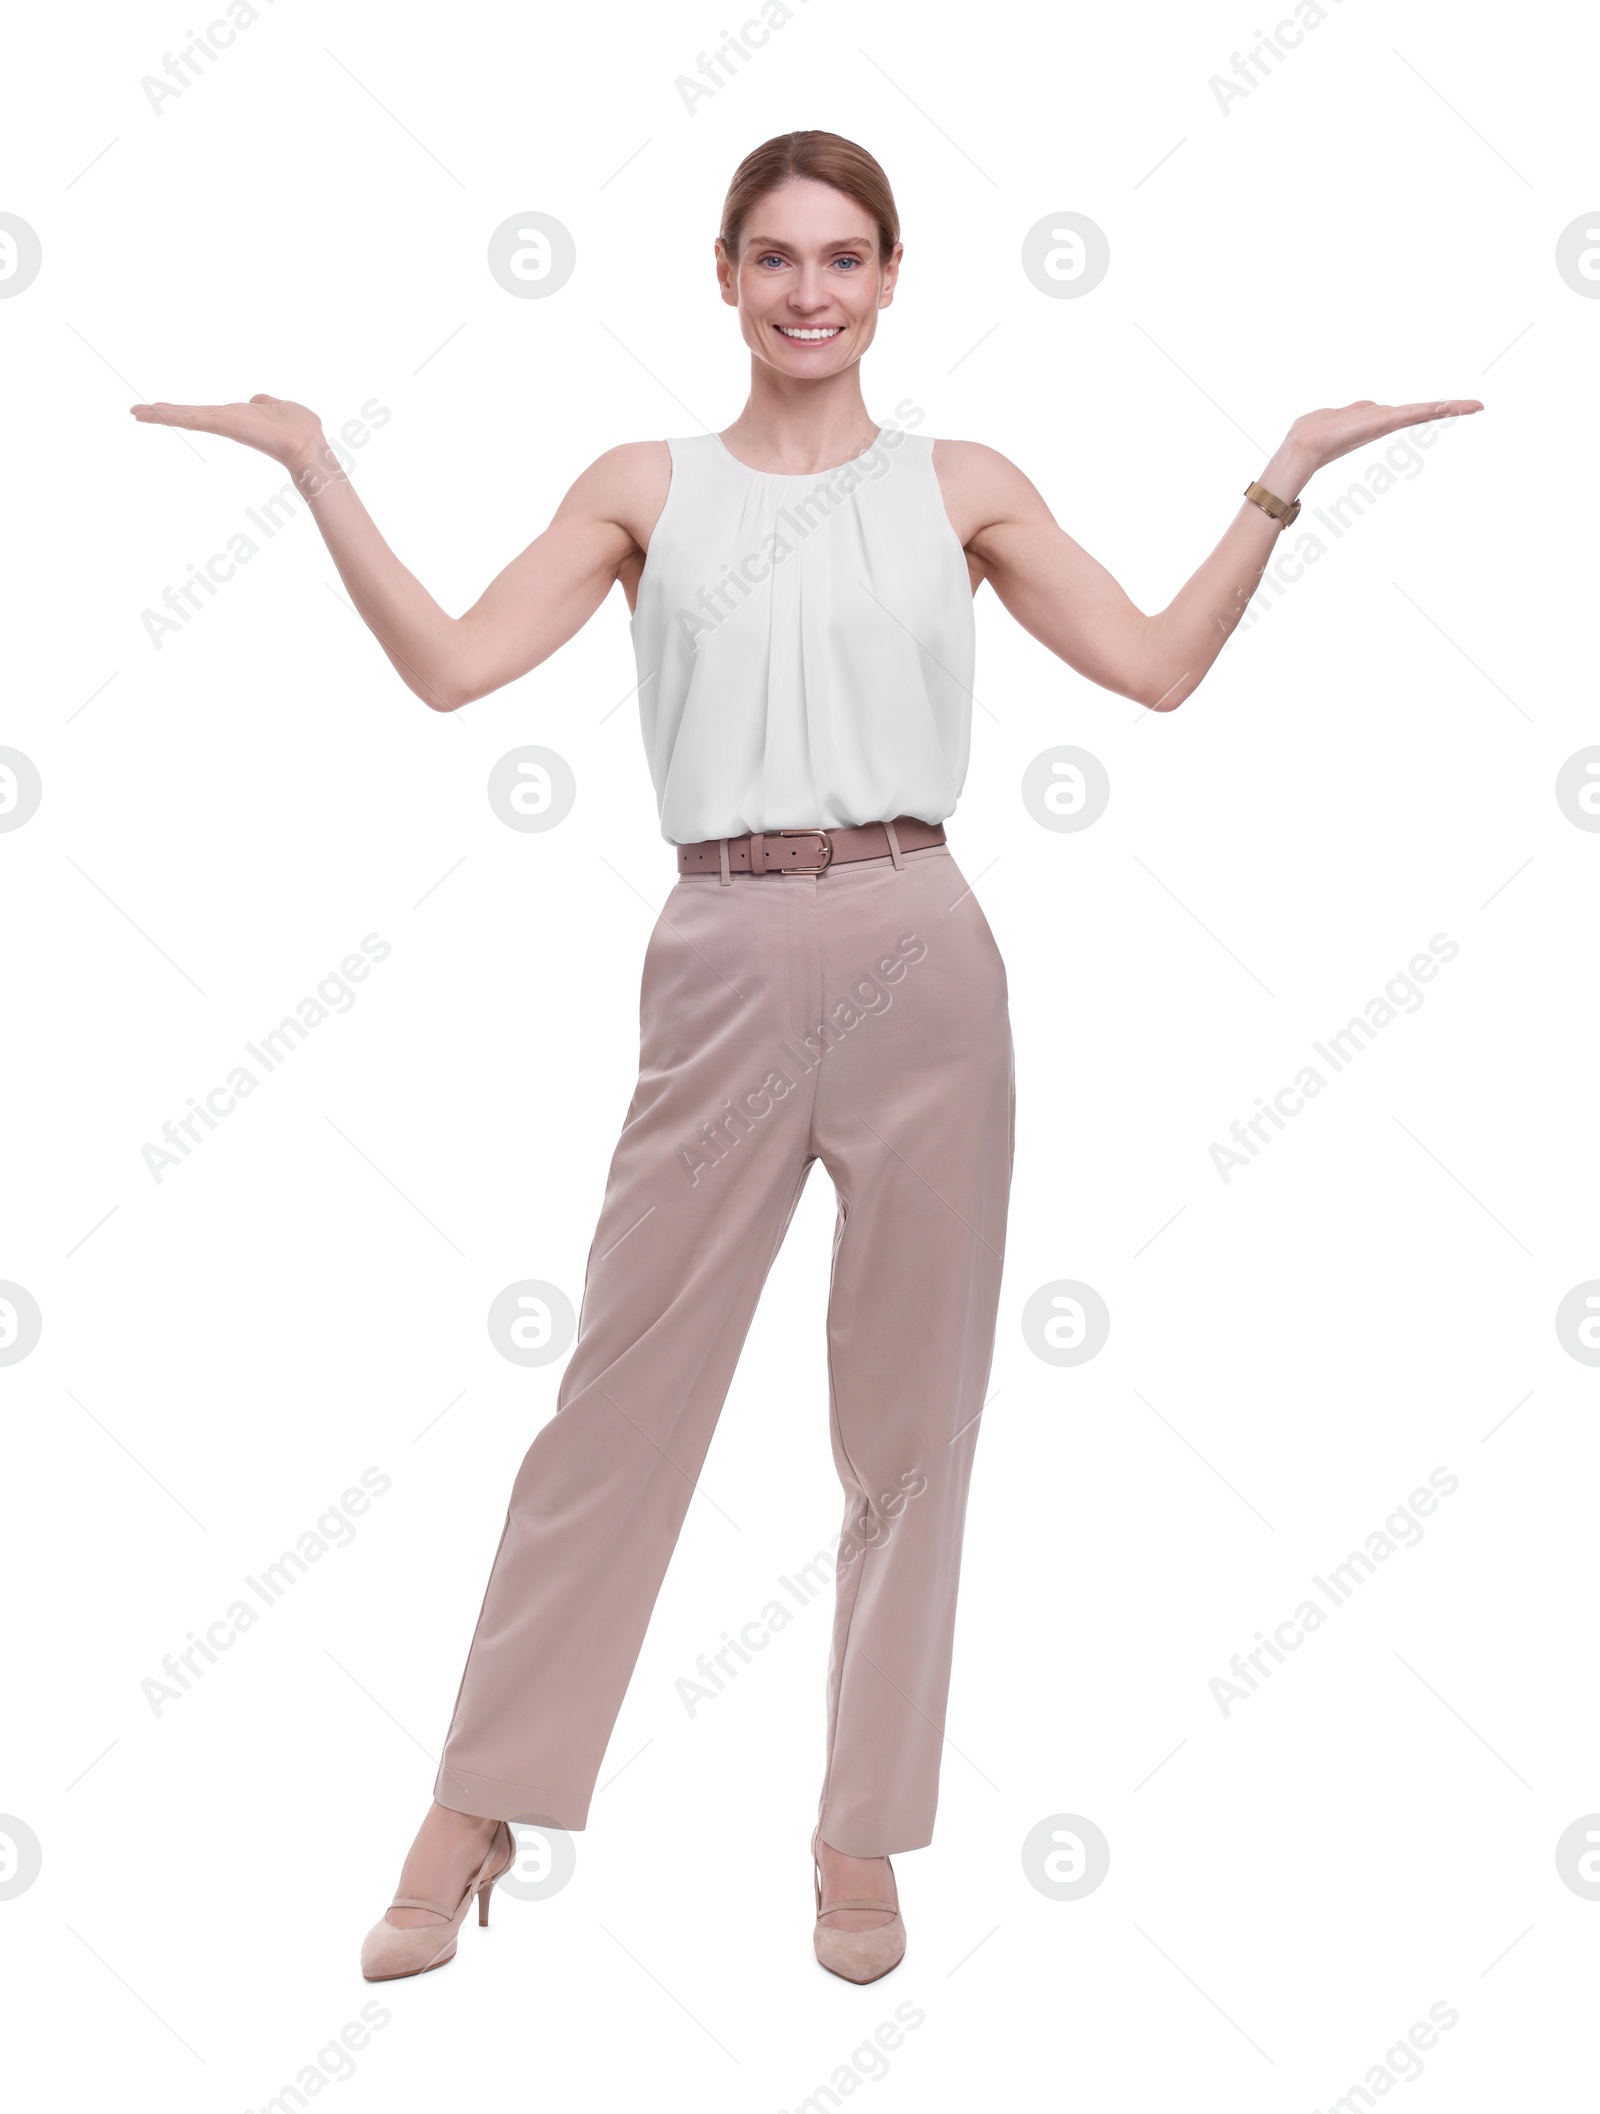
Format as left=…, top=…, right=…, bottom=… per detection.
left=811, top=1823, right=906, bottom=1984
left=360, top=1819, right=516, bottom=1982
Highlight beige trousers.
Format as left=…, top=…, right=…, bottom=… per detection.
left=434, top=842, right=1015, bottom=1856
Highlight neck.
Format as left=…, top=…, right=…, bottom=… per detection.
left=719, top=364, right=878, bottom=475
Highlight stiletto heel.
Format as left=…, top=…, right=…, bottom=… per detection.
left=810, top=1822, right=906, bottom=1984
left=360, top=1819, right=516, bottom=1981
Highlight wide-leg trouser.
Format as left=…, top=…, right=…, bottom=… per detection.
left=433, top=841, right=1015, bottom=1857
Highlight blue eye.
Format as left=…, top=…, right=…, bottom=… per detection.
left=752, top=252, right=865, bottom=270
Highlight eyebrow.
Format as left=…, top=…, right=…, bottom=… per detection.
left=744, top=234, right=874, bottom=252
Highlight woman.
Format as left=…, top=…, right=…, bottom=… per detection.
left=132, top=130, right=1480, bottom=1987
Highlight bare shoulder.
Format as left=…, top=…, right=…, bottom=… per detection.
left=579, top=438, right=673, bottom=495
left=557, top=439, right=673, bottom=554
left=930, top=437, right=1056, bottom=544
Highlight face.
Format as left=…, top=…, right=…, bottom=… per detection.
left=717, top=178, right=901, bottom=376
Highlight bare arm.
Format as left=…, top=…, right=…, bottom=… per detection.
left=935, top=398, right=1483, bottom=711
left=130, top=394, right=668, bottom=710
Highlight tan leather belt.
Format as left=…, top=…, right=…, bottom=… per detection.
left=676, top=815, right=946, bottom=877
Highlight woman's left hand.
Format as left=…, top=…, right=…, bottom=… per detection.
left=1284, top=397, right=1483, bottom=476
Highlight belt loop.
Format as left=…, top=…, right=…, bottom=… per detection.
left=718, top=835, right=731, bottom=887
left=883, top=818, right=905, bottom=871
left=750, top=831, right=765, bottom=876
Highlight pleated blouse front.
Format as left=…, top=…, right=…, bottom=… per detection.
left=628, top=427, right=976, bottom=844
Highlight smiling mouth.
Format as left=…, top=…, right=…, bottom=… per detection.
left=775, top=325, right=844, bottom=341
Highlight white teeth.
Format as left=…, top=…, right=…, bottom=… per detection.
left=778, top=326, right=842, bottom=339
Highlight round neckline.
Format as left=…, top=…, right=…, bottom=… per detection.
left=710, top=426, right=885, bottom=479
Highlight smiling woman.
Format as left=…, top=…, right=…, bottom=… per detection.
left=127, top=121, right=1481, bottom=1996
left=715, top=129, right=901, bottom=433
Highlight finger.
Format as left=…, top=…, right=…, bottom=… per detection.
left=130, top=400, right=253, bottom=433
left=1389, top=399, right=1484, bottom=421
left=1346, top=401, right=1478, bottom=444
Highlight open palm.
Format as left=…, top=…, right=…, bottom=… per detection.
left=130, top=391, right=322, bottom=469
left=1289, top=397, right=1482, bottom=472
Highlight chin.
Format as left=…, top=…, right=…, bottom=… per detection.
left=765, top=335, right=862, bottom=367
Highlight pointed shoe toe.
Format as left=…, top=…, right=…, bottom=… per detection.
left=812, top=1912, right=906, bottom=1984
left=360, top=1916, right=460, bottom=1982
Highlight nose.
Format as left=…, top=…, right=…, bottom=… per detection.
left=786, top=265, right=834, bottom=314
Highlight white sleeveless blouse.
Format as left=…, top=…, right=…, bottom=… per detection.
left=628, top=427, right=976, bottom=843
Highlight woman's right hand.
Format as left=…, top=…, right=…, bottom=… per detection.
left=130, top=391, right=327, bottom=474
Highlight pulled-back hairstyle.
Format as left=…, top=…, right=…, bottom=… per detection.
left=717, top=131, right=900, bottom=263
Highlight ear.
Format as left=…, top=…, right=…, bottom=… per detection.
left=714, top=238, right=739, bottom=307
left=878, top=241, right=904, bottom=309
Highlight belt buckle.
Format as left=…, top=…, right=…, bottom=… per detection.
left=774, top=828, right=833, bottom=874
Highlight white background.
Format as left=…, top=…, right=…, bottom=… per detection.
left=3, top=0, right=1596, bottom=2105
